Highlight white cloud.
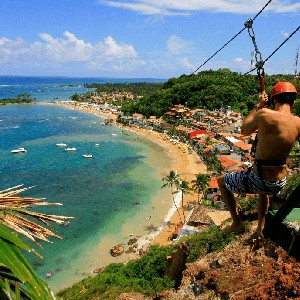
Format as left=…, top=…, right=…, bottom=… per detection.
left=180, top=57, right=196, bottom=71
left=98, top=0, right=300, bottom=16
left=167, top=35, right=192, bottom=54
left=281, top=31, right=290, bottom=39
left=0, top=37, right=25, bottom=63
left=0, top=32, right=145, bottom=73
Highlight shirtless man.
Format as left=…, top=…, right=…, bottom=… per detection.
left=217, top=82, right=300, bottom=237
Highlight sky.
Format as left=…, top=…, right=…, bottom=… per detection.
left=0, top=0, right=299, bottom=79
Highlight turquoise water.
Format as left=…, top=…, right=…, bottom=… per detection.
left=0, top=77, right=170, bottom=291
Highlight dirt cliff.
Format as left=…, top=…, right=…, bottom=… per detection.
left=119, top=222, right=300, bottom=299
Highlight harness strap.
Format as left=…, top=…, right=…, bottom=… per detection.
left=254, top=160, right=286, bottom=195
left=254, top=159, right=286, bottom=166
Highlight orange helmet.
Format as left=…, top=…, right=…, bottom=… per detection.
left=270, top=82, right=297, bottom=102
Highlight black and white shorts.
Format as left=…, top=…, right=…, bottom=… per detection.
left=224, top=169, right=286, bottom=195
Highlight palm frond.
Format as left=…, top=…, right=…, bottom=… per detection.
left=0, top=185, right=74, bottom=244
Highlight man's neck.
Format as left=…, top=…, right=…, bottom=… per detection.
left=274, top=103, right=292, bottom=114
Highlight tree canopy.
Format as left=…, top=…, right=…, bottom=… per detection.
left=121, top=69, right=299, bottom=117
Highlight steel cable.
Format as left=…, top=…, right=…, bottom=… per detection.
left=192, top=0, right=274, bottom=74
left=244, top=25, right=300, bottom=75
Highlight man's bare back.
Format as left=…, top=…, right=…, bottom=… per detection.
left=218, top=82, right=299, bottom=237
left=242, top=103, right=300, bottom=181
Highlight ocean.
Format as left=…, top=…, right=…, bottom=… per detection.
left=0, top=76, right=172, bottom=292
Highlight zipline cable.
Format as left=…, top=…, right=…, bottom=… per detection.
left=192, top=28, right=246, bottom=74
left=192, top=0, right=274, bottom=74
left=244, top=25, right=300, bottom=75
left=252, top=0, right=273, bottom=21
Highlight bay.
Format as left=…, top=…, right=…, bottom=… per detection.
left=0, top=76, right=170, bottom=292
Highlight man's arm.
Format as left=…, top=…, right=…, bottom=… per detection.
left=241, top=109, right=259, bottom=136
left=241, top=92, right=268, bottom=136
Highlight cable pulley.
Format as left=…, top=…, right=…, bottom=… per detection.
left=244, top=18, right=265, bottom=92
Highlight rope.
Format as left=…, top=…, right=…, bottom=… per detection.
left=244, top=25, right=300, bottom=75
left=192, top=0, right=274, bottom=74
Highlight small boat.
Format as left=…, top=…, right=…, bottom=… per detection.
left=65, top=147, right=77, bottom=151
left=95, top=143, right=100, bottom=147
left=112, top=133, right=118, bottom=136
left=83, top=154, right=93, bottom=158
left=46, top=271, right=52, bottom=277
left=56, top=143, right=67, bottom=147
left=11, top=147, right=27, bottom=153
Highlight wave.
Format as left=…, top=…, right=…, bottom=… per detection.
left=137, top=190, right=182, bottom=248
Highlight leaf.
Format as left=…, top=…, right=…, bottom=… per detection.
left=0, top=224, right=41, bottom=257
left=0, top=237, right=54, bottom=299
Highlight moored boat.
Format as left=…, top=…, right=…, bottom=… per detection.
left=83, top=154, right=93, bottom=158
left=11, top=147, right=27, bottom=153
left=65, top=147, right=77, bottom=151
left=56, top=143, right=67, bottom=147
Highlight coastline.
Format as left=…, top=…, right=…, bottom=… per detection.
left=32, top=101, right=230, bottom=292
left=50, top=102, right=207, bottom=247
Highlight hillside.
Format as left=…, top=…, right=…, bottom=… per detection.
left=118, top=222, right=300, bottom=299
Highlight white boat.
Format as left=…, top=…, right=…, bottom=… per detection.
left=56, top=143, right=67, bottom=147
left=46, top=271, right=52, bottom=277
left=83, top=154, right=93, bottom=158
left=65, top=147, right=77, bottom=151
left=112, top=133, right=118, bottom=136
left=11, top=147, right=27, bottom=153
left=95, top=143, right=100, bottom=147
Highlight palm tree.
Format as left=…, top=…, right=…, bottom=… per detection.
left=176, top=179, right=191, bottom=222
left=0, top=185, right=74, bottom=299
left=161, top=170, right=183, bottom=223
left=191, top=173, right=210, bottom=204
left=161, top=170, right=180, bottom=192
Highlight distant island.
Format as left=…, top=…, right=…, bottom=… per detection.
left=0, top=93, right=36, bottom=104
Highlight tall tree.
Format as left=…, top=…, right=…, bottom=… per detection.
left=176, top=179, right=191, bottom=222
left=191, top=173, right=210, bottom=204
left=161, top=171, right=183, bottom=223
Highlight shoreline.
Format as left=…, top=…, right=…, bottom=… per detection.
left=49, top=101, right=207, bottom=247
left=34, top=101, right=230, bottom=292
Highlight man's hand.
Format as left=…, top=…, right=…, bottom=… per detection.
left=257, top=91, right=268, bottom=109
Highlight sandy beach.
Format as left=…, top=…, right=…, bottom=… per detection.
left=36, top=101, right=232, bottom=292
left=51, top=103, right=229, bottom=248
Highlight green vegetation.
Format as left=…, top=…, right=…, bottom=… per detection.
left=119, top=69, right=299, bottom=117
left=73, top=70, right=299, bottom=118
left=236, top=195, right=258, bottom=211
left=84, top=82, right=163, bottom=95
left=191, top=173, right=210, bottom=205
left=278, top=173, right=300, bottom=200
left=181, top=227, right=235, bottom=263
left=57, top=228, right=235, bottom=299
left=0, top=185, right=73, bottom=299
left=0, top=93, right=35, bottom=104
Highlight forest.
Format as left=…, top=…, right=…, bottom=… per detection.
left=118, top=69, right=300, bottom=117
left=84, top=82, right=163, bottom=95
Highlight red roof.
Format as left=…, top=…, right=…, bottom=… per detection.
left=189, top=129, right=208, bottom=139
left=234, top=141, right=252, bottom=151
left=209, top=177, right=219, bottom=189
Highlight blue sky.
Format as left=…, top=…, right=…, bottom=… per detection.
left=0, top=0, right=299, bottom=78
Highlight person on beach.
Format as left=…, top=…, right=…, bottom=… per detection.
left=217, top=82, right=300, bottom=237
